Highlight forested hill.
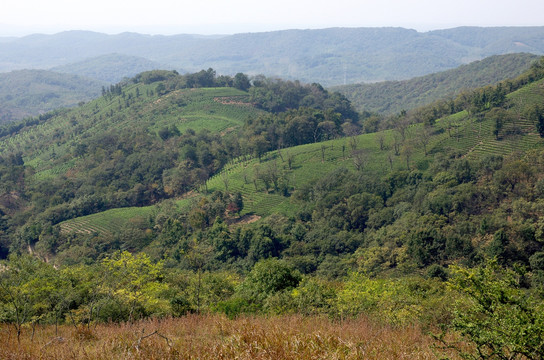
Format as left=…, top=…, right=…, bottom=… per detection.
left=334, top=53, right=540, bottom=115
left=0, top=69, right=106, bottom=123
left=0, top=69, right=359, bottom=258
left=1, top=26, right=544, bottom=86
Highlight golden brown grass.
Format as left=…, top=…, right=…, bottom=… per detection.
left=0, top=314, right=459, bottom=359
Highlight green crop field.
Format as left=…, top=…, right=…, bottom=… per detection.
left=59, top=197, right=195, bottom=236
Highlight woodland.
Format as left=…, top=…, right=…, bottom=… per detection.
left=1, top=56, right=544, bottom=359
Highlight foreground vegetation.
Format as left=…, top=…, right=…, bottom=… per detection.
left=0, top=314, right=458, bottom=360
left=1, top=252, right=543, bottom=359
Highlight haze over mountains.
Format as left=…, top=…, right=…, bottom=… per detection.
left=1, top=26, right=544, bottom=86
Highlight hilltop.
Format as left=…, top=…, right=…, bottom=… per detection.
left=0, top=53, right=538, bottom=125
left=0, top=68, right=359, bottom=259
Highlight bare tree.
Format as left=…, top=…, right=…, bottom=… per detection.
left=286, top=152, right=295, bottom=170
left=375, top=132, right=386, bottom=151
left=393, top=132, right=402, bottom=156
left=418, top=126, right=432, bottom=156
left=349, top=136, right=358, bottom=152
left=352, top=149, right=368, bottom=171
left=401, top=143, right=413, bottom=170
left=387, top=151, right=394, bottom=170
left=321, top=145, right=326, bottom=163
left=221, top=172, right=229, bottom=193
left=394, top=112, right=410, bottom=142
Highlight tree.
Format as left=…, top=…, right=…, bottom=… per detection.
left=401, top=143, right=413, bottom=170
left=184, top=239, right=213, bottom=313
left=249, top=135, right=270, bottom=161
left=233, top=73, right=251, bottom=91
left=351, top=149, right=367, bottom=171
left=232, top=192, right=244, bottom=214
left=286, top=151, right=295, bottom=170
left=221, top=172, right=230, bottom=192
left=318, top=120, right=338, bottom=141
left=238, top=258, right=301, bottom=304
left=394, top=111, right=410, bottom=141
left=438, top=261, right=544, bottom=360
left=486, top=108, right=510, bottom=140
left=392, top=132, right=402, bottom=156
left=418, top=126, right=431, bottom=156
left=0, top=255, right=66, bottom=342
left=375, top=132, right=386, bottom=151
left=527, top=105, right=544, bottom=137
left=407, top=228, right=445, bottom=267
left=99, top=251, right=169, bottom=321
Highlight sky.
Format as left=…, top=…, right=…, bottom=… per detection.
left=1, top=0, right=543, bottom=37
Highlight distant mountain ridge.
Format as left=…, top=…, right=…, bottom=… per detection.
left=1, top=27, right=543, bottom=86
left=51, top=53, right=166, bottom=83
left=333, top=53, right=541, bottom=114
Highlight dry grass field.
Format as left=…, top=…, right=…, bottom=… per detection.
left=0, top=314, right=460, bottom=359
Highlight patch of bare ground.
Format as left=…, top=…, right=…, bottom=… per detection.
left=213, top=97, right=253, bottom=106
left=227, top=214, right=261, bottom=227
left=220, top=127, right=236, bottom=136
left=176, top=190, right=198, bottom=200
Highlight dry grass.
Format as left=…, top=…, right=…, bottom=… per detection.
left=0, top=314, right=459, bottom=359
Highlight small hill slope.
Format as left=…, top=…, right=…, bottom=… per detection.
left=0, top=69, right=105, bottom=123
left=51, top=53, right=166, bottom=83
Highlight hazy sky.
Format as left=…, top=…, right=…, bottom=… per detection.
left=1, top=0, right=543, bottom=36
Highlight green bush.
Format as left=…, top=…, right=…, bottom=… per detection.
left=438, top=260, right=544, bottom=359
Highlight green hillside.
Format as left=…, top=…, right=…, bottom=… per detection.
left=1, top=60, right=544, bottom=269
left=0, top=83, right=257, bottom=175
left=0, top=68, right=359, bottom=257
left=334, top=53, right=540, bottom=114
left=58, top=61, right=544, bottom=248
left=207, top=80, right=544, bottom=214
left=0, top=69, right=105, bottom=123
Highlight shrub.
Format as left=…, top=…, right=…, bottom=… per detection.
left=438, top=260, right=544, bottom=359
